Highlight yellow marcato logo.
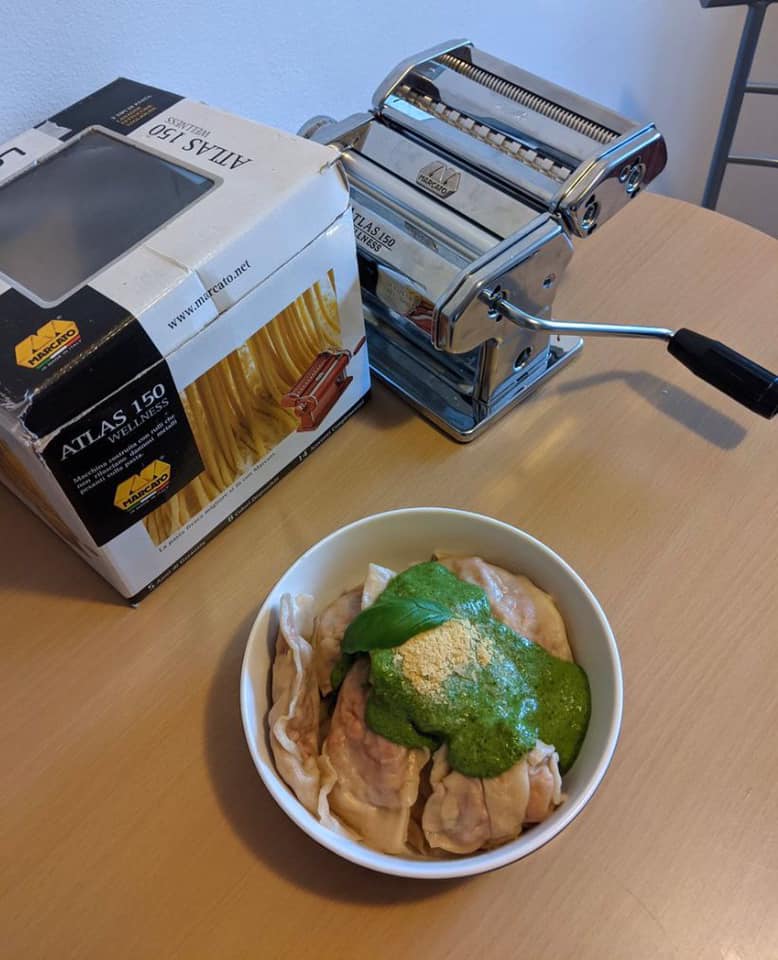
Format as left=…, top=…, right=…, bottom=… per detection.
left=15, top=319, right=81, bottom=370
left=114, top=460, right=171, bottom=512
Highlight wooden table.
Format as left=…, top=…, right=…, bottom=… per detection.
left=2, top=194, right=777, bottom=960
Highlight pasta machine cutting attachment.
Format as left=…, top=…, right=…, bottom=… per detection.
left=301, top=39, right=778, bottom=440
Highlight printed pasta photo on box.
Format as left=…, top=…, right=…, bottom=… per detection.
left=0, top=79, right=369, bottom=600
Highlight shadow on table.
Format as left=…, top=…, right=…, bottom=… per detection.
left=0, top=486, right=120, bottom=605
left=357, top=381, right=417, bottom=434
left=556, top=369, right=747, bottom=450
left=204, top=611, right=465, bottom=903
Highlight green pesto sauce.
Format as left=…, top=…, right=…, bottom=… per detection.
left=365, top=562, right=591, bottom=778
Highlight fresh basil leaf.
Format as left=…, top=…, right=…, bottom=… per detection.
left=342, top=597, right=452, bottom=653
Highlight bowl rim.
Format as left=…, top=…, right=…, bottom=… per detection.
left=240, top=507, right=623, bottom=879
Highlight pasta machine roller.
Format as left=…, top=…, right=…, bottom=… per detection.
left=302, top=39, right=778, bottom=439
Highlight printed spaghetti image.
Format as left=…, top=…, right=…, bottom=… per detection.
left=144, top=274, right=342, bottom=546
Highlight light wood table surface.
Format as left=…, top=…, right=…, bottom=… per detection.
left=2, top=194, right=777, bottom=960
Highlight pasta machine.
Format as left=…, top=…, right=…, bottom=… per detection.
left=301, top=39, right=778, bottom=439
left=281, top=337, right=366, bottom=431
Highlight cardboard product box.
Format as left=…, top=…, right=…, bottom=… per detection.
left=0, top=79, right=369, bottom=600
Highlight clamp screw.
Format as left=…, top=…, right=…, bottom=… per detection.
left=581, top=197, right=600, bottom=233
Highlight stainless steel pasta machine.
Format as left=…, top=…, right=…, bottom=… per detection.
left=301, top=39, right=778, bottom=440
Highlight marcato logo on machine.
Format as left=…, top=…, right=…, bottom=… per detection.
left=114, top=460, right=171, bottom=512
left=14, top=319, right=81, bottom=370
left=416, top=160, right=461, bottom=198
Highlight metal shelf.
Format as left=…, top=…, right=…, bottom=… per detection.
left=701, top=0, right=777, bottom=209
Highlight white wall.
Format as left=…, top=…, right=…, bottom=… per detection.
left=0, top=0, right=776, bottom=235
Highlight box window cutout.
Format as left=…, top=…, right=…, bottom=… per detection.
left=0, top=131, right=213, bottom=304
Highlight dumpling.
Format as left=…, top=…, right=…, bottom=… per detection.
left=524, top=740, right=563, bottom=823
left=484, top=739, right=562, bottom=839
left=361, top=563, right=396, bottom=608
left=268, top=593, right=320, bottom=813
left=422, top=741, right=563, bottom=854
left=481, top=753, right=530, bottom=846
left=438, top=555, right=573, bottom=661
left=318, top=659, right=429, bottom=855
left=311, top=565, right=396, bottom=696
left=311, top=587, right=362, bottom=695
left=422, top=746, right=491, bottom=854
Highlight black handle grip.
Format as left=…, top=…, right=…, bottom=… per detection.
left=668, top=328, right=778, bottom=419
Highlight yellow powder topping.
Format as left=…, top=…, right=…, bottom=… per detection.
left=395, top=619, right=493, bottom=699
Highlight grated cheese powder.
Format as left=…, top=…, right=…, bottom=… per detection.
left=396, top=618, right=493, bottom=699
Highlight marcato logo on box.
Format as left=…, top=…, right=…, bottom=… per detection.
left=15, top=319, right=81, bottom=370
left=114, top=460, right=171, bottom=512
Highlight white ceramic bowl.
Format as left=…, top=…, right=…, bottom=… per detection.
left=241, top=508, right=622, bottom=879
